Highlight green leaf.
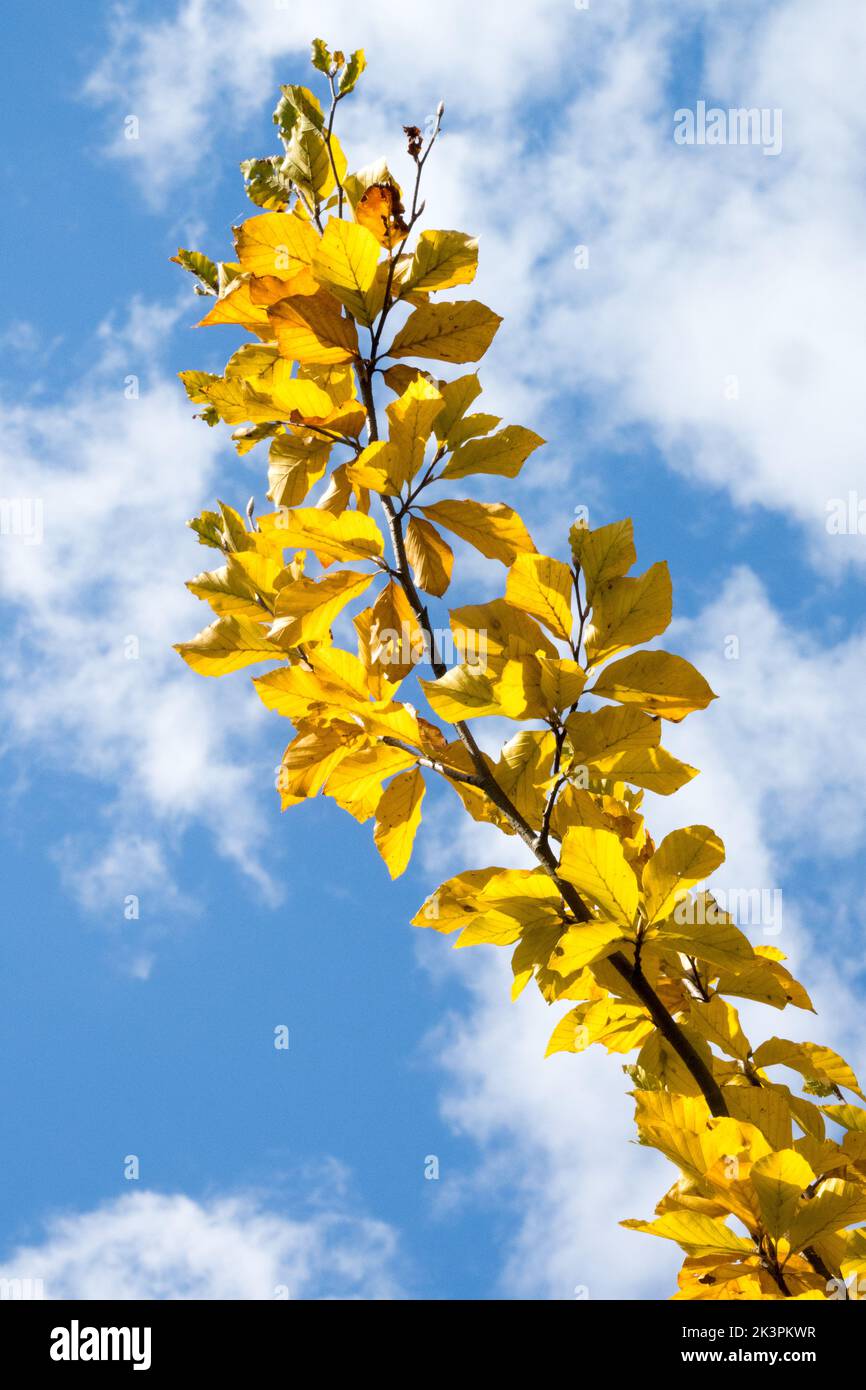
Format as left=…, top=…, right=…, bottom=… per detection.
left=239, top=157, right=291, bottom=211
left=339, top=49, right=367, bottom=94
left=311, top=38, right=331, bottom=72
left=170, top=248, right=218, bottom=292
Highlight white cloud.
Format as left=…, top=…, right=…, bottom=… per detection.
left=82, top=0, right=866, bottom=565
left=0, top=1187, right=402, bottom=1299
left=0, top=303, right=282, bottom=922
left=83, top=0, right=582, bottom=205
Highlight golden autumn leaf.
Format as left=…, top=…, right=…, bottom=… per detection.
left=174, top=615, right=285, bottom=676
left=505, top=553, right=574, bottom=643
left=235, top=211, right=318, bottom=279
left=584, top=562, right=673, bottom=666
left=558, top=826, right=639, bottom=928
left=267, top=507, right=384, bottom=567
left=374, top=767, right=426, bottom=878
left=399, top=229, right=479, bottom=293
left=271, top=568, right=374, bottom=644
left=449, top=599, right=556, bottom=662
left=642, top=825, right=726, bottom=923
left=570, top=518, right=636, bottom=600
left=420, top=664, right=500, bottom=720
left=419, top=499, right=536, bottom=566
left=750, top=1150, right=816, bottom=1239
left=196, top=278, right=274, bottom=337
left=621, top=1212, right=755, bottom=1260
left=440, top=424, right=545, bottom=481
left=311, top=217, right=382, bottom=325
left=405, top=516, right=453, bottom=597
left=387, top=301, right=503, bottom=363
left=267, top=430, right=332, bottom=507
left=590, top=649, right=717, bottom=723
left=269, top=291, right=360, bottom=364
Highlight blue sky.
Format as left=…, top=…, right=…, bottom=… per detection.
left=1, top=0, right=865, bottom=1300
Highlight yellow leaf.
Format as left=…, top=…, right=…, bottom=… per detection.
left=269, top=292, right=360, bottom=364
left=621, top=1213, right=755, bottom=1259
left=267, top=430, right=332, bottom=507
left=276, top=727, right=360, bottom=808
left=688, top=996, right=751, bottom=1062
left=374, top=767, right=425, bottom=878
left=325, top=742, right=417, bottom=823
left=569, top=706, right=697, bottom=795
left=440, top=425, right=545, bottom=481
left=632, top=1091, right=758, bottom=1179
left=433, top=374, right=482, bottom=440
left=604, top=746, right=698, bottom=795
left=643, top=825, right=726, bottom=923
left=788, top=1178, right=866, bottom=1251
left=752, top=1039, right=864, bottom=1100
left=485, top=656, right=547, bottom=721
left=269, top=507, right=384, bottom=567
left=411, top=866, right=504, bottom=934
left=584, top=562, right=672, bottom=665
left=505, top=553, right=573, bottom=643
left=590, top=649, right=717, bottom=723
left=569, top=518, right=636, bottom=600
left=536, top=657, right=587, bottom=711
left=445, top=412, right=501, bottom=449
left=385, top=378, right=445, bottom=485
left=494, top=730, right=555, bottom=824
left=724, top=1088, right=793, bottom=1151
left=450, top=599, right=556, bottom=663
left=312, top=218, right=382, bottom=325
left=714, top=957, right=798, bottom=1011
left=419, top=499, right=535, bottom=566
left=196, top=278, right=273, bottom=337
left=174, top=615, right=284, bottom=676
left=405, top=517, right=453, bottom=597
left=558, top=826, right=639, bottom=928
left=823, top=1105, right=866, bottom=1133
left=750, top=1150, right=815, bottom=1239
left=547, top=921, right=627, bottom=976
left=248, top=268, right=319, bottom=303
left=550, top=784, right=609, bottom=838
left=368, top=580, right=424, bottom=682
left=387, top=300, right=502, bottom=363
left=186, top=551, right=281, bottom=619
left=281, top=117, right=336, bottom=198
left=453, top=869, right=563, bottom=948
left=401, top=229, right=479, bottom=292
left=183, top=372, right=328, bottom=427
left=420, top=664, right=500, bottom=720
left=271, top=569, right=374, bottom=644
left=650, top=917, right=755, bottom=973
left=345, top=440, right=404, bottom=495
left=567, top=704, right=659, bottom=764
left=235, top=211, right=318, bottom=279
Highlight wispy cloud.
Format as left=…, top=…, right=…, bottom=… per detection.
left=0, top=1185, right=403, bottom=1299
left=0, top=300, right=282, bottom=929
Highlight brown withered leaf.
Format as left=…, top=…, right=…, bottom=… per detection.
left=403, top=125, right=423, bottom=158
left=356, top=180, right=410, bottom=249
